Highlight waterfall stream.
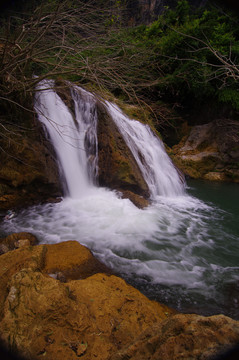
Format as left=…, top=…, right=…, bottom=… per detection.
left=35, top=80, right=184, bottom=199
left=35, top=80, right=98, bottom=197
left=106, top=102, right=185, bottom=198
left=1, top=80, right=239, bottom=319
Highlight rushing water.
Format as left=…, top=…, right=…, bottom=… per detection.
left=1, top=82, right=239, bottom=320
left=35, top=80, right=98, bottom=197
left=106, top=102, right=184, bottom=197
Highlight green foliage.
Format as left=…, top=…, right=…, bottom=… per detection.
left=139, top=0, right=239, bottom=111
left=218, top=88, right=239, bottom=110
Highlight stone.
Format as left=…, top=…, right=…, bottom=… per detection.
left=110, top=313, right=239, bottom=360
left=42, top=240, right=111, bottom=281
left=0, top=232, right=38, bottom=255
left=203, top=172, right=226, bottom=181
left=15, top=239, right=31, bottom=248
left=0, top=119, right=62, bottom=212
left=118, top=190, right=149, bottom=208
left=172, top=120, right=239, bottom=182
left=1, top=238, right=239, bottom=360
left=0, top=240, right=175, bottom=360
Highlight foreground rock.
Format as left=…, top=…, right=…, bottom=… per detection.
left=0, top=232, right=38, bottom=255
left=0, top=236, right=239, bottom=360
left=110, top=313, right=239, bottom=360
left=0, top=239, right=173, bottom=360
left=172, top=120, right=239, bottom=182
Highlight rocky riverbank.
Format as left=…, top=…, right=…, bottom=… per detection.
left=0, top=233, right=239, bottom=360
left=172, top=119, right=239, bottom=183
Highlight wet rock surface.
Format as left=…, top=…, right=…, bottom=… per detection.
left=110, top=313, right=239, bottom=360
left=172, top=120, right=239, bottom=182
left=0, top=237, right=174, bottom=360
left=0, top=122, right=62, bottom=212
left=0, top=232, right=38, bottom=255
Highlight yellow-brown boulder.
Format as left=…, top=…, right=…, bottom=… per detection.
left=0, top=240, right=174, bottom=360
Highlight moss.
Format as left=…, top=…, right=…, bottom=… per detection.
left=115, top=160, right=134, bottom=183
left=0, top=184, right=11, bottom=196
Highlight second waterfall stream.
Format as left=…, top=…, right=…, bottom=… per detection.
left=2, top=80, right=239, bottom=319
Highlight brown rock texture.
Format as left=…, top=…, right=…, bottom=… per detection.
left=0, top=238, right=174, bottom=360
left=97, top=101, right=150, bottom=203
left=0, top=232, right=38, bottom=255
left=119, top=190, right=149, bottom=209
left=43, top=240, right=111, bottom=281
left=110, top=313, right=239, bottom=360
left=172, top=120, right=239, bottom=182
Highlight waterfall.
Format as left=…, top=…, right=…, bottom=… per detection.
left=34, top=79, right=184, bottom=200
left=34, top=80, right=98, bottom=198
left=106, top=102, right=185, bottom=198
left=4, top=81, right=237, bottom=320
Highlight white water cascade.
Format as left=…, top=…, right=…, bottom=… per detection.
left=34, top=80, right=98, bottom=198
left=106, top=102, right=185, bottom=198
left=35, top=80, right=184, bottom=199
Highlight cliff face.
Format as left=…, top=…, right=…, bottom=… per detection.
left=0, top=120, right=62, bottom=212
left=125, top=0, right=208, bottom=24
left=125, top=0, right=239, bottom=26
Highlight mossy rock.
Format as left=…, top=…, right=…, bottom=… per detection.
left=0, top=119, right=62, bottom=211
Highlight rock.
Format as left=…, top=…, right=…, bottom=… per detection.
left=0, top=121, right=62, bottom=211
left=0, top=240, right=175, bottom=360
left=97, top=101, right=150, bottom=205
left=0, top=243, right=9, bottom=255
left=0, top=240, right=111, bottom=315
left=119, top=190, right=149, bottom=209
left=172, top=120, right=239, bottom=182
left=0, top=232, right=38, bottom=255
left=42, top=240, right=111, bottom=281
left=204, top=172, right=226, bottom=181
left=16, top=239, right=32, bottom=248
left=125, top=1, right=209, bottom=25
left=110, top=313, right=239, bottom=360
left=0, top=244, right=46, bottom=322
